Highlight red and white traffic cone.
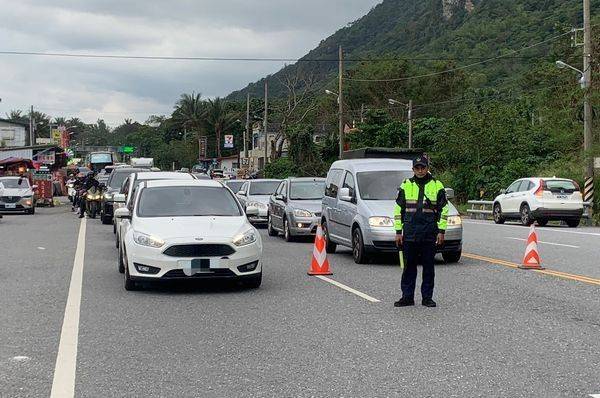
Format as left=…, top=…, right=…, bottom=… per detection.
left=520, top=224, right=544, bottom=270
left=308, top=224, right=333, bottom=276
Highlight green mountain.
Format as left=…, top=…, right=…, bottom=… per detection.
left=227, top=0, right=594, bottom=100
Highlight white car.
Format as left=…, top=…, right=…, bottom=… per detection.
left=236, top=179, right=282, bottom=224
left=493, top=178, right=583, bottom=227
left=113, top=171, right=196, bottom=250
left=0, top=176, right=36, bottom=214
left=115, top=179, right=263, bottom=291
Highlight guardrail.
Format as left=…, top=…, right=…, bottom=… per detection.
left=466, top=200, right=593, bottom=221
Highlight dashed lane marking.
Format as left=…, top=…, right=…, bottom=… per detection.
left=50, top=218, right=86, bottom=398
left=314, top=275, right=381, bottom=303
left=463, top=253, right=600, bottom=286
left=504, top=237, right=579, bottom=248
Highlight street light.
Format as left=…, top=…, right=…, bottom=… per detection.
left=556, top=61, right=588, bottom=88
left=388, top=98, right=413, bottom=149
left=325, top=90, right=340, bottom=104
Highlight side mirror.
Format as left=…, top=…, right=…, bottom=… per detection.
left=246, top=206, right=259, bottom=216
left=113, top=193, right=126, bottom=203
left=339, top=187, right=353, bottom=202
left=500, top=189, right=507, bottom=194
left=238, top=191, right=247, bottom=196
left=114, top=207, right=131, bottom=219
left=444, top=188, right=455, bottom=200
left=275, top=194, right=286, bottom=202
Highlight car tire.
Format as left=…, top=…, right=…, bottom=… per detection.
left=283, top=218, right=295, bottom=242
left=113, top=221, right=117, bottom=234
left=442, top=250, right=462, bottom=263
left=118, top=245, right=125, bottom=274
left=493, top=203, right=505, bottom=224
left=537, top=219, right=548, bottom=227
left=27, top=207, right=35, bottom=215
left=115, top=231, right=120, bottom=248
left=242, top=272, right=262, bottom=289
left=101, top=214, right=111, bottom=225
left=520, top=204, right=534, bottom=226
left=322, top=221, right=336, bottom=254
left=123, top=252, right=138, bottom=291
left=352, top=227, right=368, bottom=264
left=267, top=214, right=278, bottom=236
left=566, top=219, right=580, bottom=228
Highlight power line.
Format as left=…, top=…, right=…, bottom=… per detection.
left=345, top=31, right=573, bottom=83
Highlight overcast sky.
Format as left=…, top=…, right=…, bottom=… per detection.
left=0, top=0, right=382, bottom=126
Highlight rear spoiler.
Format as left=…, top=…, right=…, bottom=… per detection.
left=341, top=147, right=424, bottom=161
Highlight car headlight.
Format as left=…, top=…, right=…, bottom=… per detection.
left=104, top=193, right=113, bottom=200
left=232, top=229, right=257, bottom=246
left=369, top=216, right=394, bottom=227
left=293, top=208, right=312, bottom=217
left=21, top=195, right=33, bottom=199
left=133, top=231, right=165, bottom=248
left=447, top=215, right=462, bottom=226
left=247, top=201, right=267, bottom=209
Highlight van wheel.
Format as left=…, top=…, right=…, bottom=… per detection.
left=322, top=221, right=336, bottom=254
left=352, top=227, right=368, bottom=264
left=442, top=250, right=462, bottom=263
left=493, top=203, right=505, bottom=224
left=520, top=204, right=533, bottom=226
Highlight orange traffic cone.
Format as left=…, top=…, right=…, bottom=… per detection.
left=520, top=225, right=544, bottom=270
left=308, top=224, right=333, bottom=276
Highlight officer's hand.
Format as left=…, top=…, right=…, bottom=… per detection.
left=436, top=233, right=445, bottom=246
left=395, top=234, right=403, bottom=248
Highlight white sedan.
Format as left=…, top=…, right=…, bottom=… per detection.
left=115, top=179, right=263, bottom=291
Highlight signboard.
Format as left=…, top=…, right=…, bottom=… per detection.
left=60, top=131, right=70, bottom=149
left=33, top=169, right=53, bottom=202
left=198, top=136, right=208, bottom=159
left=36, top=153, right=56, bottom=164
left=224, top=135, right=234, bottom=149
left=241, top=158, right=250, bottom=168
left=51, top=128, right=61, bottom=144
left=595, top=157, right=600, bottom=170
left=119, top=146, right=135, bottom=154
left=36, top=138, right=53, bottom=145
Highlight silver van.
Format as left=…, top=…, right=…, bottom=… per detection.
left=321, top=158, right=463, bottom=264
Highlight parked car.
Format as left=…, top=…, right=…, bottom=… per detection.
left=100, top=167, right=144, bottom=225
left=493, top=177, right=583, bottom=227
left=113, top=171, right=196, bottom=249
left=268, top=177, right=325, bottom=241
left=0, top=176, right=37, bottom=214
left=321, top=159, right=463, bottom=264
left=236, top=179, right=282, bottom=224
left=115, top=179, right=262, bottom=290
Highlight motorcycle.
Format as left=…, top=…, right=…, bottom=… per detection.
left=85, top=186, right=103, bottom=219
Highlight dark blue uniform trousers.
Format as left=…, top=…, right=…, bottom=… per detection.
left=401, top=241, right=436, bottom=300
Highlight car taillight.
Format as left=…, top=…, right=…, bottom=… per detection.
left=535, top=180, right=546, bottom=197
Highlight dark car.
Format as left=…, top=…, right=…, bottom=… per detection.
left=100, top=168, right=143, bottom=224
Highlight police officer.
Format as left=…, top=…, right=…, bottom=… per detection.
left=393, top=155, right=448, bottom=308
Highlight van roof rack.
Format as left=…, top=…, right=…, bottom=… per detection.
left=341, top=147, right=424, bottom=160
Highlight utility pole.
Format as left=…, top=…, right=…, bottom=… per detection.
left=408, top=99, right=413, bottom=149
left=583, top=0, right=594, bottom=217
left=29, top=105, right=34, bottom=146
left=245, top=93, right=250, bottom=158
left=264, top=80, right=269, bottom=170
left=338, top=46, right=344, bottom=159
left=360, top=104, right=365, bottom=124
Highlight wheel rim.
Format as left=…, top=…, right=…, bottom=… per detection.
left=494, top=206, right=501, bottom=221
left=353, top=230, right=360, bottom=259
left=521, top=207, right=529, bottom=224
left=284, top=220, right=289, bottom=239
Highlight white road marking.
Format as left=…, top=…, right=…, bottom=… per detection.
left=504, top=237, right=580, bottom=248
left=315, top=275, right=381, bottom=303
left=588, top=395, right=600, bottom=397
left=37, top=247, right=46, bottom=250
left=10, top=356, right=30, bottom=362
left=464, top=220, right=600, bottom=237
left=50, top=218, right=86, bottom=398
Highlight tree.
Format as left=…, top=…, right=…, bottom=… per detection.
left=204, top=98, right=238, bottom=158
left=173, top=92, right=205, bottom=139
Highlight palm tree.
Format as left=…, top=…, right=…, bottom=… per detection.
left=174, top=92, right=205, bottom=139
left=204, top=98, right=237, bottom=158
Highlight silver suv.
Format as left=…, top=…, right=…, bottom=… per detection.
left=267, top=177, right=325, bottom=241
left=321, top=159, right=463, bottom=264
left=236, top=179, right=282, bottom=224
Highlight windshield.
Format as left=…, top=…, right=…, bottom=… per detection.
left=0, top=178, right=30, bottom=189
left=290, top=181, right=325, bottom=200
left=90, top=153, right=113, bottom=164
left=108, top=170, right=140, bottom=189
left=357, top=171, right=413, bottom=200
left=226, top=181, right=244, bottom=192
left=137, top=186, right=242, bottom=217
left=249, top=181, right=280, bottom=195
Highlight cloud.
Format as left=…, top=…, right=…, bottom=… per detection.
left=0, top=0, right=381, bottom=126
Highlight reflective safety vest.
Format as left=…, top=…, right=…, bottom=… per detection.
left=393, top=174, right=449, bottom=242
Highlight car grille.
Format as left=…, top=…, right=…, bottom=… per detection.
left=162, top=244, right=236, bottom=258
left=162, top=269, right=236, bottom=278
left=1, top=196, right=21, bottom=203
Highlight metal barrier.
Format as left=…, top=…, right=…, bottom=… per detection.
left=466, top=200, right=593, bottom=221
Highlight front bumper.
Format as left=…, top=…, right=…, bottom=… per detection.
left=364, top=225, right=463, bottom=253
left=126, top=237, right=262, bottom=281
left=0, top=199, right=34, bottom=212
left=248, top=207, right=269, bottom=224
left=531, top=208, right=583, bottom=220
left=288, top=215, right=320, bottom=236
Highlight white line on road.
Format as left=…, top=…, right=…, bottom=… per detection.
left=504, top=237, right=580, bottom=248
left=464, top=220, right=600, bottom=237
left=588, top=394, right=600, bottom=397
left=315, top=275, right=381, bottom=303
left=50, top=218, right=86, bottom=398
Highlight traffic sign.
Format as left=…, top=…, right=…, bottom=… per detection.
left=224, top=135, right=234, bottom=148
left=119, top=146, right=135, bottom=154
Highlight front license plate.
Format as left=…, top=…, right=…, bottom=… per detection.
left=5, top=204, right=16, bottom=209
left=179, top=259, right=218, bottom=276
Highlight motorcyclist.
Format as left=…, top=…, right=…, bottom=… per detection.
left=79, top=172, right=99, bottom=218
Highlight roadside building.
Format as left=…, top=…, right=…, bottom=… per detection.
left=0, top=119, right=28, bottom=148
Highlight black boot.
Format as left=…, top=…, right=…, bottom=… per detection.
left=422, top=298, right=437, bottom=308
left=394, top=297, right=415, bottom=307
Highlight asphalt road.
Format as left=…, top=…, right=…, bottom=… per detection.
left=1, top=205, right=599, bottom=397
